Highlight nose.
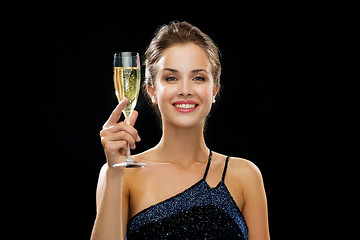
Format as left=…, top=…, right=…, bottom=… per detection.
left=177, top=79, right=193, bottom=96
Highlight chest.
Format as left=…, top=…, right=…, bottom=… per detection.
left=126, top=163, right=244, bottom=219
left=126, top=180, right=249, bottom=240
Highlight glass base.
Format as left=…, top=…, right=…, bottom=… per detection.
left=113, top=161, right=146, bottom=168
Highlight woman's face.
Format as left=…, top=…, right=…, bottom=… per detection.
left=150, top=43, right=218, bottom=128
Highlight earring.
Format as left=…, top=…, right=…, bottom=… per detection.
left=212, top=98, right=216, bottom=103
left=151, top=96, right=156, bottom=104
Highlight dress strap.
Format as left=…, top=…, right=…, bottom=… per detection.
left=221, top=156, right=230, bottom=182
left=203, top=150, right=212, bottom=180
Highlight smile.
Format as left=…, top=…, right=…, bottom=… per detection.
left=172, top=101, right=198, bottom=113
left=175, top=103, right=196, bottom=109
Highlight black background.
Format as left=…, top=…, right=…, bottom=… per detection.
left=25, top=4, right=333, bottom=239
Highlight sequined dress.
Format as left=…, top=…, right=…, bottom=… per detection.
left=126, top=150, right=248, bottom=239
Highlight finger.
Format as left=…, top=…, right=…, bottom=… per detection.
left=106, top=131, right=137, bottom=149
left=129, top=110, right=138, bottom=127
left=129, top=111, right=141, bottom=141
left=105, top=121, right=140, bottom=142
left=103, top=98, right=128, bottom=128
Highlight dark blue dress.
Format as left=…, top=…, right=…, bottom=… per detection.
left=126, top=150, right=248, bottom=239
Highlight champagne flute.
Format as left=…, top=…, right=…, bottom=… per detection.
left=112, top=52, right=146, bottom=168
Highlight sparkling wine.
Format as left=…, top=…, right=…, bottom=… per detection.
left=113, top=67, right=141, bottom=118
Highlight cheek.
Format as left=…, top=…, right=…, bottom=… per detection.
left=196, top=85, right=213, bottom=103
left=156, top=84, right=176, bottom=102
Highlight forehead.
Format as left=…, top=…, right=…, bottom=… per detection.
left=157, top=43, right=211, bottom=72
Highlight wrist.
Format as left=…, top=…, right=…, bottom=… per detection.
left=106, top=164, right=125, bottom=179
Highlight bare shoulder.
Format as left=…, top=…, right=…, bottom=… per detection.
left=229, top=157, right=261, bottom=176
left=121, top=149, right=155, bottom=183
left=225, top=156, right=264, bottom=187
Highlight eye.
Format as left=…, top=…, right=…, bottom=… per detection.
left=166, top=76, right=178, bottom=82
left=193, top=76, right=205, bottom=82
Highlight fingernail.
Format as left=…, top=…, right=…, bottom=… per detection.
left=136, top=135, right=141, bottom=142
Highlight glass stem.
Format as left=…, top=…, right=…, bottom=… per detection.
left=125, top=116, right=132, bottom=162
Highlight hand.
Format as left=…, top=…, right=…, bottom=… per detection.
left=100, top=98, right=141, bottom=168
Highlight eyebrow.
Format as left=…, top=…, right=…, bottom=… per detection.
left=163, top=68, right=207, bottom=73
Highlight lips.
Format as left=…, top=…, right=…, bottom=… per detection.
left=172, top=101, right=199, bottom=113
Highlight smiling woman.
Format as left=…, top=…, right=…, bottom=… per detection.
left=91, top=21, right=270, bottom=240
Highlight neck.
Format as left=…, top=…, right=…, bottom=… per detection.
left=154, top=120, right=209, bottom=165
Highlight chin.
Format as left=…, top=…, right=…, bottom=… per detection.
left=163, top=116, right=205, bottom=129
left=160, top=105, right=211, bottom=129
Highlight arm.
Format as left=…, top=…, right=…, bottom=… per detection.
left=91, top=165, right=127, bottom=240
left=91, top=98, right=140, bottom=240
left=242, top=162, right=270, bottom=240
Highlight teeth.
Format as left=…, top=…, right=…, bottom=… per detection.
left=175, top=104, right=196, bottom=109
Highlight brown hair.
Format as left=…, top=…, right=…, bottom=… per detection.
left=144, top=21, right=221, bottom=93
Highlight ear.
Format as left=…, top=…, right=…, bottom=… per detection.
left=147, top=85, right=157, bottom=104
left=213, top=85, right=220, bottom=98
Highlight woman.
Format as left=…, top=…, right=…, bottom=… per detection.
left=91, top=21, right=270, bottom=240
